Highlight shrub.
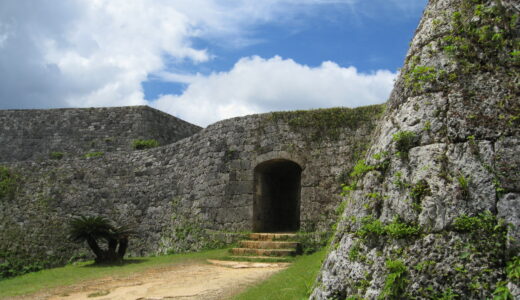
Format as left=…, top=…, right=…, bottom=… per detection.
left=452, top=211, right=496, bottom=233
left=492, top=281, right=513, bottom=300
left=385, top=217, right=421, bottom=239
left=355, top=216, right=421, bottom=240
left=409, top=179, right=431, bottom=213
left=0, top=251, right=46, bottom=279
left=356, top=216, right=385, bottom=238
left=348, top=241, right=362, bottom=261
left=350, top=160, right=375, bottom=179
left=409, top=180, right=431, bottom=202
left=404, top=65, right=439, bottom=92
left=507, top=256, right=520, bottom=281
left=296, top=231, right=330, bottom=255
left=0, top=166, right=18, bottom=200
left=456, top=172, right=470, bottom=199
left=392, top=131, right=419, bottom=158
left=379, top=259, right=408, bottom=299
left=49, top=152, right=64, bottom=160
left=340, top=182, right=357, bottom=196
left=83, top=152, right=104, bottom=159
left=132, top=139, right=159, bottom=150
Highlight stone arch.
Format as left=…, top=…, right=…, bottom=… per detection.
left=253, top=159, right=302, bottom=232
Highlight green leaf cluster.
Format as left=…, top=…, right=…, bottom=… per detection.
left=132, top=139, right=160, bottom=150
left=49, top=152, right=64, bottom=160
left=0, top=250, right=48, bottom=279
left=0, top=166, right=18, bottom=200
left=350, top=160, right=375, bottom=179
left=379, top=259, right=408, bottom=300
left=392, top=131, right=418, bottom=158
left=83, top=152, right=104, bottom=159
left=506, top=256, right=520, bottom=281
left=356, top=216, right=420, bottom=240
left=452, top=211, right=498, bottom=233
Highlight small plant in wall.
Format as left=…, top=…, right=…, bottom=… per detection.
left=0, top=166, right=18, bottom=200
left=132, top=139, right=159, bottom=150
left=491, top=256, right=518, bottom=299
left=49, top=152, right=65, bottom=160
left=456, top=171, right=470, bottom=199
left=409, top=179, right=431, bottom=213
left=83, top=151, right=104, bottom=159
left=392, top=131, right=419, bottom=159
left=379, top=259, right=409, bottom=299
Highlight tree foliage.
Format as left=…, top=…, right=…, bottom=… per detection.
left=68, top=216, right=135, bottom=264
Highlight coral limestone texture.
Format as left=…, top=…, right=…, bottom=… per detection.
left=311, top=0, right=519, bottom=298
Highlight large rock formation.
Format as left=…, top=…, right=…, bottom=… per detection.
left=312, top=0, right=519, bottom=298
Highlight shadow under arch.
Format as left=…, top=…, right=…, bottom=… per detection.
left=253, top=159, right=302, bottom=233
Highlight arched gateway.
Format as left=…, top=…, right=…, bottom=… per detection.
left=253, top=159, right=302, bottom=232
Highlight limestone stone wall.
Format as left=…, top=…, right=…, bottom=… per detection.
left=0, top=106, right=201, bottom=162
left=312, top=0, right=519, bottom=298
left=0, top=105, right=384, bottom=274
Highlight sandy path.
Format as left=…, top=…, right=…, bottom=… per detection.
left=14, top=261, right=289, bottom=300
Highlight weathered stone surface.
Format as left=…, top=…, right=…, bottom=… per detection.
left=495, top=137, right=520, bottom=192
left=0, top=106, right=201, bottom=162
left=0, top=105, right=383, bottom=274
left=497, top=193, right=520, bottom=254
left=312, top=0, right=519, bottom=298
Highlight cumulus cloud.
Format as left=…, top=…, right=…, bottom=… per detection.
left=153, top=56, right=396, bottom=126
left=0, top=0, right=416, bottom=125
left=0, top=0, right=207, bottom=109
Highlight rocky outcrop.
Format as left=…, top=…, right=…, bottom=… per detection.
left=312, top=0, right=519, bottom=298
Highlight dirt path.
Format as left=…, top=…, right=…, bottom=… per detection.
left=15, top=260, right=289, bottom=300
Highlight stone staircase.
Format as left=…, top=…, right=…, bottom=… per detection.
left=230, top=233, right=300, bottom=261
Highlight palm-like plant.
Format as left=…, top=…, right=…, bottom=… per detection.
left=68, top=215, right=135, bottom=264
left=111, top=224, right=136, bottom=258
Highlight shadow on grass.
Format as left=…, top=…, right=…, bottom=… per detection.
left=82, top=258, right=148, bottom=268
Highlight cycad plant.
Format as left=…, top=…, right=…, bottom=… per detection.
left=68, top=215, right=135, bottom=264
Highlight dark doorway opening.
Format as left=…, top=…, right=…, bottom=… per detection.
left=253, top=159, right=302, bottom=232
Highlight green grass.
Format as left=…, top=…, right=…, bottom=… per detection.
left=0, top=249, right=228, bottom=299
left=232, top=249, right=326, bottom=300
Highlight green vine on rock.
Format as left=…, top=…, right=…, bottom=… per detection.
left=0, top=166, right=19, bottom=200
left=392, top=131, right=419, bottom=159
left=379, top=259, right=409, bottom=300
left=132, top=139, right=160, bottom=150
left=355, top=216, right=421, bottom=240
left=445, top=1, right=519, bottom=68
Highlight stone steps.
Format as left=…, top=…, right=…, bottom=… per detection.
left=229, top=232, right=300, bottom=260
left=228, top=256, right=293, bottom=262
left=239, top=240, right=299, bottom=249
left=249, top=233, right=297, bottom=241
left=231, top=248, right=297, bottom=257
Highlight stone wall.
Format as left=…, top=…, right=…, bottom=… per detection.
left=312, top=0, right=519, bottom=298
left=0, top=106, right=201, bottom=162
left=0, top=105, right=384, bottom=275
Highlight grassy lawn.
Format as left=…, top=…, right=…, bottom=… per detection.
left=232, top=249, right=327, bottom=300
left=0, top=249, right=228, bottom=299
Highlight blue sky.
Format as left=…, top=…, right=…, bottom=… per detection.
left=0, top=0, right=428, bottom=126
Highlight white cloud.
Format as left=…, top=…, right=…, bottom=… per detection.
left=0, top=0, right=416, bottom=125
left=0, top=0, right=207, bottom=109
left=153, top=56, right=396, bottom=126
